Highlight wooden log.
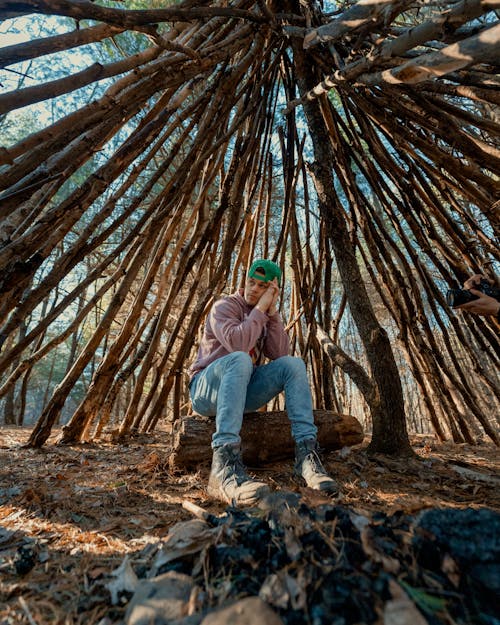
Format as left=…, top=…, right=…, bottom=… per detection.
left=169, top=410, right=364, bottom=469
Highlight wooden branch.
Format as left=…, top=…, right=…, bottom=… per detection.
left=316, top=325, right=376, bottom=406
left=450, top=68, right=500, bottom=87
left=169, top=410, right=364, bottom=469
left=0, top=24, right=125, bottom=68
left=333, top=95, right=500, bottom=441
left=0, top=19, right=236, bottom=179
left=297, top=0, right=415, bottom=49
left=0, top=277, right=115, bottom=397
left=0, top=0, right=268, bottom=26
left=284, top=0, right=499, bottom=113
left=362, top=22, right=500, bottom=85
left=255, top=0, right=275, bottom=22
left=381, top=0, right=500, bottom=57
left=0, top=92, right=198, bottom=326
left=417, top=81, right=500, bottom=106
left=0, top=60, right=217, bottom=273
left=355, top=88, right=499, bottom=202
left=0, top=46, right=162, bottom=115
left=26, top=221, right=163, bottom=448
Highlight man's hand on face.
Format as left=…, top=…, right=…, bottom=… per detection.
left=256, top=278, right=279, bottom=314
left=267, top=279, right=280, bottom=316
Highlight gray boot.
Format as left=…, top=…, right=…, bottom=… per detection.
left=294, top=439, right=338, bottom=494
left=207, top=443, right=270, bottom=505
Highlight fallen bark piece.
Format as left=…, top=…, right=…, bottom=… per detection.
left=151, top=519, right=219, bottom=577
left=125, top=571, right=195, bottom=625
left=107, top=556, right=139, bottom=606
left=200, top=597, right=284, bottom=625
left=383, top=579, right=429, bottom=625
left=170, top=410, right=363, bottom=469
left=449, top=463, right=500, bottom=485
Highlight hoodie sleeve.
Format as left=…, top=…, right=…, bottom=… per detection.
left=264, top=312, right=290, bottom=359
left=210, top=298, right=269, bottom=353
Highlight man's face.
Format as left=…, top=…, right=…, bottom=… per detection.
left=244, top=276, right=269, bottom=306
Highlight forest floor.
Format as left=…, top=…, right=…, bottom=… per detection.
left=0, top=426, right=499, bottom=625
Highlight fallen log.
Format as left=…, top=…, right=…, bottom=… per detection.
left=169, top=410, right=364, bottom=469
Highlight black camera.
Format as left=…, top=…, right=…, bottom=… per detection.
left=446, top=278, right=500, bottom=308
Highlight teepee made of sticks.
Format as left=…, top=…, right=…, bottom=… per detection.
left=0, top=0, right=499, bottom=452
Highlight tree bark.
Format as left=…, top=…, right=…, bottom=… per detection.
left=290, top=37, right=414, bottom=456
left=0, top=46, right=162, bottom=115
left=0, top=0, right=267, bottom=25
left=0, top=24, right=125, bottom=68
left=299, top=0, right=414, bottom=49
left=362, top=23, right=500, bottom=86
left=169, top=410, right=364, bottom=469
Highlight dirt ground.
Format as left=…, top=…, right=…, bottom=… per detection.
left=0, top=426, right=499, bottom=624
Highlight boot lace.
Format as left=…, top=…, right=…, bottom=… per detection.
left=221, top=447, right=251, bottom=485
left=304, top=449, right=326, bottom=475
left=233, top=451, right=251, bottom=482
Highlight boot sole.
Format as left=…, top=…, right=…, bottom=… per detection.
left=293, top=471, right=339, bottom=495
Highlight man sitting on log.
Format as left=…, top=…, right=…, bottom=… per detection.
left=188, top=258, right=337, bottom=505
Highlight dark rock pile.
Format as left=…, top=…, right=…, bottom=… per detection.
left=120, top=496, right=499, bottom=625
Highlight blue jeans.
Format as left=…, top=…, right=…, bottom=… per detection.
left=189, top=352, right=318, bottom=448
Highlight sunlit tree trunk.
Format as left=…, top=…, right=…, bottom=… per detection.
left=291, top=42, right=413, bottom=456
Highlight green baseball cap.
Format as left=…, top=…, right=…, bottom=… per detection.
left=248, top=259, right=282, bottom=285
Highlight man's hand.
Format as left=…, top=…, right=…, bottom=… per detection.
left=457, top=274, right=500, bottom=316
left=256, top=278, right=280, bottom=314
left=463, top=273, right=489, bottom=290
left=267, top=279, right=280, bottom=316
left=458, top=291, right=500, bottom=316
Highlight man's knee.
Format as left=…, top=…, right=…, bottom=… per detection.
left=225, top=351, right=253, bottom=375
left=277, top=355, right=307, bottom=375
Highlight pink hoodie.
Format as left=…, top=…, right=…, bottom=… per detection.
left=189, top=289, right=290, bottom=379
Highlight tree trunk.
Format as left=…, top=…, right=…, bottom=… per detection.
left=290, top=38, right=414, bottom=456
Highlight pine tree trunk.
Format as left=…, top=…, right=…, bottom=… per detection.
left=291, top=40, right=413, bottom=456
